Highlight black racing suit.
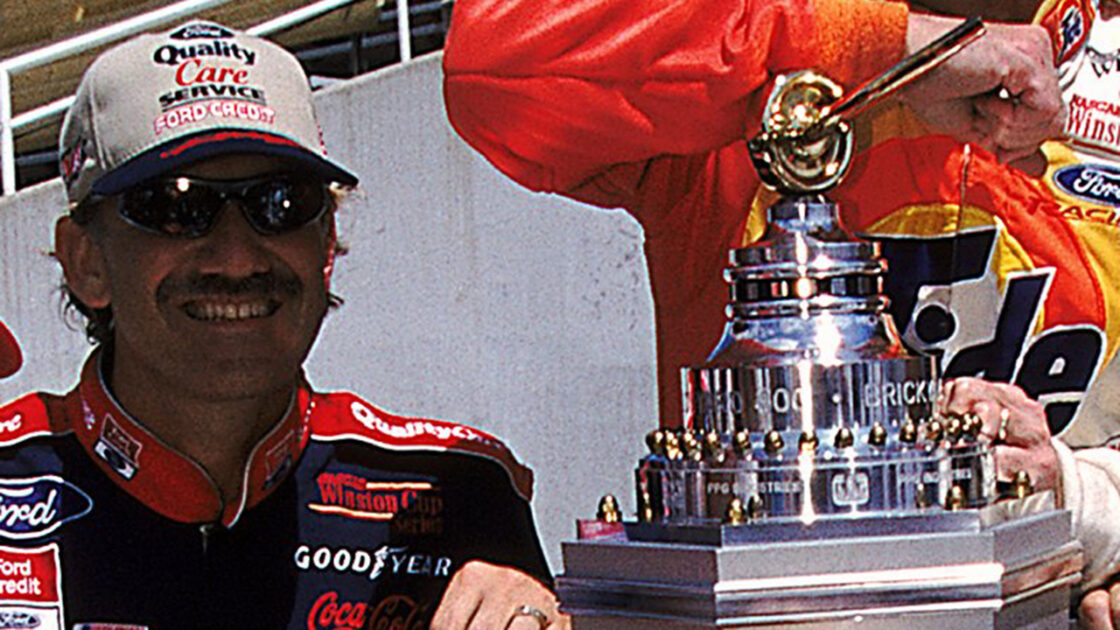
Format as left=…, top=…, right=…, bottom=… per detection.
left=0, top=350, right=551, bottom=629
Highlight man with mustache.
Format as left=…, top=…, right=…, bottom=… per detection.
left=0, top=20, right=563, bottom=629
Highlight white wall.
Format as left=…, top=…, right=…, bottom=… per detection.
left=0, top=180, right=90, bottom=396
left=0, top=53, right=657, bottom=572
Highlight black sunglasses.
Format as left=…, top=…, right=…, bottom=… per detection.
left=113, top=173, right=332, bottom=238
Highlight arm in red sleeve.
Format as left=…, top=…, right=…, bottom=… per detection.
left=442, top=0, right=908, bottom=214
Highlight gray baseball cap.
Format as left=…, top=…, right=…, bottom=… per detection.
left=59, top=21, right=358, bottom=206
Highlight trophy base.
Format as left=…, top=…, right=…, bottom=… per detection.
left=564, top=607, right=1071, bottom=630
left=558, top=508, right=1081, bottom=629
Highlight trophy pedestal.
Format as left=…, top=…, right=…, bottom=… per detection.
left=558, top=508, right=1081, bottom=629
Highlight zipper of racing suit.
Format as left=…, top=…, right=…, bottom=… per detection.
left=199, top=523, right=216, bottom=555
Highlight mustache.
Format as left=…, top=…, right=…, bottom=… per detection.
left=156, top=271, right=301, bottom=304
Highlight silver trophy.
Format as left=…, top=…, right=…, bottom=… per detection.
left=560, top=19, right=1083, bottom=629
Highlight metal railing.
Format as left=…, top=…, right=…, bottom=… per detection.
left=0, top=0, right=411, bottom=195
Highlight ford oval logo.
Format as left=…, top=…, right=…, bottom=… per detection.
left=0, top=611, right=40, bottom=629
left=1054, top=164, right=1120, bottom=206
left=0, top=476, right=92, bottom=540
left=169, top=23, right=235, bottom=40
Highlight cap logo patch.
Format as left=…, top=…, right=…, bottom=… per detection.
left=174, top=59, right=249, bottom=86
left=170, top=23, right=235, bottom=40
left=154, top=101, right=276, bottom=135
left=152, top=41, right=256, bottom=66
left=159, top=85, right=266, bottom=111
left=59, top=143, right=86, bottom=186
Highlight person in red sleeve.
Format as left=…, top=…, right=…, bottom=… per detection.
left=0, top=20, right=565, bottom=630
left=443, top=0, right=1063, bottom=428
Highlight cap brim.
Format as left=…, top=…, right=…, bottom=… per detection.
left=91, top=129, right=359, bottom=196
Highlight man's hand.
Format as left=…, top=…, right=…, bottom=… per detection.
left=938, top=377, right=1061, bottom=497
left=431, top=560, right=571, bottom=629
left=1081, top=584, right=1120, bottom=629
left=901, top=14, right=1066, bottom=165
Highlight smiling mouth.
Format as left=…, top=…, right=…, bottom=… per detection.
left=183, top=300, right=281, bottom=322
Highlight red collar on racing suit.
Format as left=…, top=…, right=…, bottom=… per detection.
left=68, top=351, right=312, bottom=526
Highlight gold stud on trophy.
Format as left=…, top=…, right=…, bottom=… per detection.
left=946, top=485, right=965, bottom=511
left=679, top=430, right=703, bottom=462
left=764, top=430, right=785, bottom=455
left=677, top=430, right=697, bottom=458
left=681, top=429, right=700, bottom=451
left=638, top=491, right=654, bottom=523
left=597, top=494, right=622, bottom=523
left=945, top=415, right=963, bottom=441
left=900, top=419, right=918, bottom=444
left=963, top=413, right=983, bottom=439
left=798, top=431, right=819, bottom=453
left=925, top=419, right=944, bottom=442
left=1013, top=470, right=1034, bottom=499
left=724, top=498, right=745, bottom=526
left=868, top=423, right=887, bottom=447
left=733, top=429, right=752, bottom=457
left=834, top=427, right=854, bottom=449
left=747, top=495, right=764, bottom=521
left=915, top=483, right=930, bottom=509
left=664, top=432, right=683, bottom=461
left=704, top=430, right=726, bottom=465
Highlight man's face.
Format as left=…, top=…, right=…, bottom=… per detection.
left=61, top=154, right=335, bottom=403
